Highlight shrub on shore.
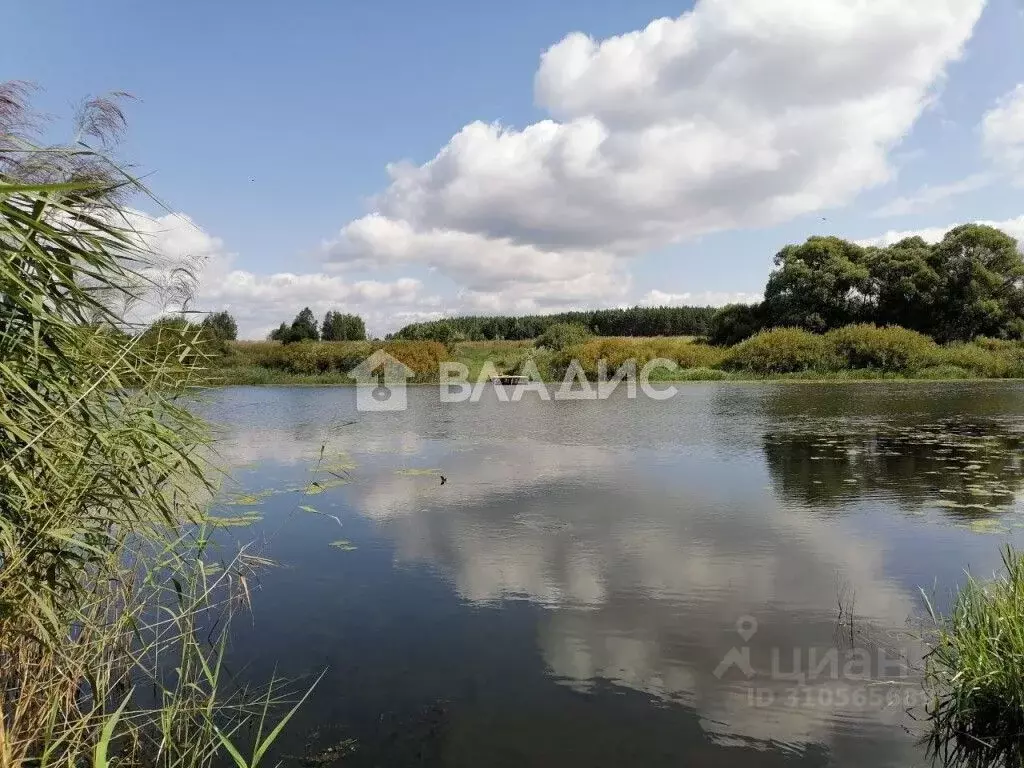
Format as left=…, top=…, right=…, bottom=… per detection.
left=722, top=328, right=834, bottom=374
left=824, top=324, right=937, bottom=372
left=673, top=341, right=728, bottom=369
left=933, top=339, right=1024, bottom=378
left=383, top=340, right=447, bottom=381
left=219, top=326, right=1024, bottom=383
left=221, top=339, right=445, bottom=381
left=536, top=322, right=591, bottom=351
left=543, top=337, right=720, bottom=379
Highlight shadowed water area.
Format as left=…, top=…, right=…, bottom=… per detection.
left=198, top=382, right=1024, bottom=767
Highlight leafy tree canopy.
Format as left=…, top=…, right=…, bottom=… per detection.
left=536, top=322, right=591, bottom=351
left=321, top=311, right=367, bottom=341
left=270, top=307, right=320, bottom=344
left=710, top=225, right=1024, bottom=344
left=201, top=310, right=237, bottom=341
left=393, top=306, right=717, bottom=342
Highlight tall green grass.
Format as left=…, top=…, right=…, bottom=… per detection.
left=923, top=546, right=1024, bottom=768
left=1, top=86, right=305, bottom=768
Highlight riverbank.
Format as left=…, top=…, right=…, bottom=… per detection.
left=208, top=370, right=1024, bottom=386
left=210, top=329, right=1024, bottom=386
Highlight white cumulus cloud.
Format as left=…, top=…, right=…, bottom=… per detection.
left=983, top=83, right=1024, bottom=184
left=871, top=172, right=993, bottom=218
left=859, top=214, right=1024, bottom=249
left=325, top=0, right=984, bottom=311
left=640, top=289, right=763, bottom=307
left=126, top=211, right=438, bottom=338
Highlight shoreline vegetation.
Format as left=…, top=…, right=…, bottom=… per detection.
left=199, top=218, right=1024, bottom=390
left=1, top=88, right=303, bottom=768
left=206, top=327, right=1024, bottom=386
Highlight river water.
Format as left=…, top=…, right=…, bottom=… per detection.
left=199, top=382, right=1024, bottom=767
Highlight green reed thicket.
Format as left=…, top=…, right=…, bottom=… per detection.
left=924, top=546, right=1024, bottom=768
left=0, top=83, right=306, bottom=768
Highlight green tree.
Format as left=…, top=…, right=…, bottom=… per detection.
left=321, top=311, right=367, bottom=341
left=201, top=310, right=238, bottom=341
left=928, top=224, right=1024, bottom=341
left=536, top=322, right=591, bottom=351
left=863, top=237, right=941, bottom=334
left=708, top=303, right=763, bottom=346
left=762, top=237, right=870, bottom=332
left=140, top=316, right=209, bottom=360
left=291, top=307, right=319, bottom=341
left=269, top=309, right=319, bottom=344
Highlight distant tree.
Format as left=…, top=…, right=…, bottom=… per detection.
left=269, top=322, right=290, bottom=342
left=708, top=303, right=763, bottom=346
left=755, top=226, right=1024, bottom=342
left=201, top=310, right=237, bottom=341
left=928, top=224, right=1024, bottom=341
left=321, top=311, right=367, bottom=341
left=142, top=315, right=194, bottom=338
left=429, top=320, right=457, bottom=344
left=269, top=308, right=319, bottom=344
left=762, top=237, right=870, bottom=333
left=391, top=306, right=717, bottom=341
left=536, top=322, right=590, bottom=351
left=139, top=315, right=224, bottom=359
left=291, top=307, right=319, bottom=341
left=862, top=237, right=941, bottom=334
left=386, top=225, right=1024, bottom=346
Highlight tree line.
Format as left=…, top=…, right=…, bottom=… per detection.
left=710, top=224, right=1024, bottom=345
left=142, top=223, right=1024, bottom=349
left=391, top=306, right=718, bottom=342
left=269, top=307, right=367, bottom=343
left=136, top=308, right=370, bottom=346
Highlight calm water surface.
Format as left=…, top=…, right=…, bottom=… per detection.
left=199, top=382, right=1024, bottom=767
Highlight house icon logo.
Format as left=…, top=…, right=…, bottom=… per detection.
left=349, top=350, right=414, bottom=412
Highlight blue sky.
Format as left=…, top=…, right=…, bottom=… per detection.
left=5, top=0, right=1024, bottom=337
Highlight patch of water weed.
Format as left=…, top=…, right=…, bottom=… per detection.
left=303, top=478, right=350, bottom=495
left=289, top=740, right=358, bottom=766
left=763, top=417, right=1024, bottom=521
left=312, top=452, right=357, bottom=474
left=207, top=511, right=264, bottom=528
left=224, top=488, right=277, bottom=506
left=961, top=518, right=1009, bottom=534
